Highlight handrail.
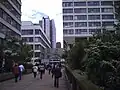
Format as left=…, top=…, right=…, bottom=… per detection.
left=65, top=66, right=102, bottom=90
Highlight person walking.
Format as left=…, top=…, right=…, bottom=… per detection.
left=53, top=65, right=62, bottom=88
left=18, top=64, right=24, bottom=80
left=48, top=64, right=52, bottom=75
left=38, top=63, right=45, bottom=79
left=32, top=65, right=38, bottom=78
left=13, top=63, right=20, bottom=83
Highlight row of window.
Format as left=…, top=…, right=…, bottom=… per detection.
left=1, top=0, right=21, bottom=20
left=21, top=29, right=51, bottom=46
left=63, top=15, right=114, bottom=20
left=22, top=37, right=49, bottom=48
left=63, top=8, right=113, bottom=13
left=0, top=22, right=20, bottom=38
left=63, top=1, right=119, bottom=7
left=34, top=52, right=44, bottom=58
left=63, top=21, right=114, bottom=28
left=11, top=0, right=21, bottom=11
left=63, top=29, right=101, bottom=34
left=0, top=8, right=21, bottom=31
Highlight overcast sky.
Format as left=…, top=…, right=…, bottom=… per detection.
left=21, top=0, right=63, bottom=47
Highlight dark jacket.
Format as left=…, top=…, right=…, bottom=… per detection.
left=54, top=67, right=62, bottom=78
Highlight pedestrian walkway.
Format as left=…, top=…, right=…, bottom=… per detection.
left=0, top=70, right=67, bottom=90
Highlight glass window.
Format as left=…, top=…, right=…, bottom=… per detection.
left=63, top=15, right=73, bottom=20
left=88, top=1, right=99, bottom=6
left=62, top=2, right=73, bottom=7
left=68, top=29, right=74, bottom=34
left=35, top=29, right=41, bottom=34
left=89, top=29, right=101, bottom=34
left=75, top=22, right=87, bottom=27
left=74, top=8, right=86, bottom=13
left=22, top=37, right=33, bottom=42
left=22, top=29, right=33, bottom=35
left=74, top=15, right=87, bottom=20
left=102, top=21, right=114, bottom=26
left=74, top=2, right=86, bottom=6
left=75, top=29, right=87, bottom=34
left=35, top=52, right=40, bottom=57
left=63, top=9, right=73, bottom=13
left=101, top=1, right=113, bottom=6
left=63, top=22, right=73, bottom=28
left=101, top=8, right=113, bottom=13
left=114, top=1, right=120, bottom=6
left=63, top=29, right=68, bottom=34
left=88, top=15, right=100, bottom=20
left=102, top=15, right=114, bottom=19
left=0, top=8, right=2, bottom=17
left=35, top=45, right=41, bottom=50
left=88, top=8, right=100, bottom=13
left=89, top=22, right=101, bottom=27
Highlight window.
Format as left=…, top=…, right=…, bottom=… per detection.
left=74, top=15, right=87, bottom=20
left=88, top=8, right=100, bottom=13
left=89, top=29, right=101, bottom=34
left=22, top=29, right=33, bottom=35
left=74, top=8, right=86, bottom=13
left=101, top=1, right=113, bottom=6
left=22, top=37, right=33, bottom=42
left=88, top=15, right=100, bottom=20
left=74, top=2, right=86, bottom=6
left=101, top=8, right=113, bottom=13
left=62, top=2, right=73, bottom=7
left=75, top=22, right=87, bottom=27
left=68, top=29, right=74, bottom=34
left=89, top=22, right=101, bottom=27
left=35, top=45, right=41, bottom=50
left=35, top=52, right=40, bottom=57
left=35, top=29, right=41, bottom=34
left=102, top=21, right=114, bottom=26
left=63, top=15, right=73, bottom=20
left=0, top=8, right=2, bottom=17
left=88, top=1, right=99, bottom=6
left=63, top=9, right=73, bottom=13
left=75, top=29, right=87, bottom=34
left=63, top=29, right=68, bottom=34
left=114, top=1, right=120, bottom=6
left=63, top=22, right=73, bottom=28
left=102, top=15, right=114, bottom=19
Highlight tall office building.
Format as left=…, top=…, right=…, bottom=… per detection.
left=50, top=19, right=56, bottom=48
left=21, top=21, right=51, bottom=63
left=0, top=0, right=21, bottom=42
left=62, top=0, right=118, bottom=47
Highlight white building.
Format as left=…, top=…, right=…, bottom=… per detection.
left=21, top=21, right=51, bottom=63
left=62, top=0, right=119, bottom=46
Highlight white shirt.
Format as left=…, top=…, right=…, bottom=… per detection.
left=19, top=65, right=24, bottom=72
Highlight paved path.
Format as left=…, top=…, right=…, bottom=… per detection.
left=0, top=70, right=67, bottom=90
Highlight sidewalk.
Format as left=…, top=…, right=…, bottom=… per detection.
left=0, top=70, right=67, bottom=90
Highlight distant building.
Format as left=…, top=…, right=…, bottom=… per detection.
left=0, top=0, right=21, bottom=40
left=50, top=19, right=56, bottom=48
left=21, top=21, right=51, bottom=63
left=56, top=42, right=61, bottom=48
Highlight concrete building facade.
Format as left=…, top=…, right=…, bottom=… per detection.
left=50, top=19, right=56, bottom=48
left=62, top=0, right=119, bottom=47
left=0, top=0, right=21, bottom=40
left=21, top=21, right=51, bottom=63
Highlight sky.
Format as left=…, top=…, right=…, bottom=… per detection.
left=21, top=0, right=63, bottom=47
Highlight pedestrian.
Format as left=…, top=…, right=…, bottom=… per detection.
left=13, top=63, right=20, bottom=83
left=38, top=63, right=45, bottom=79
left=18, top=63, right=24, bottom=80
left=53, top=65, right=62, bottom=88
left=51, top=65, right=55, bottom=78
left=48, top=64, right=51, bottom=75
left=32, top=65, right=38, bottom=78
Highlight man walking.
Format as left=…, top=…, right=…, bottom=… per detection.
left=19, top=64, right=24, bottom=80
left=53, top=65, right=62, bottom=88
left=13, top=63, right=20, bottom=83
left=32, top=65, right=38, bottom=78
